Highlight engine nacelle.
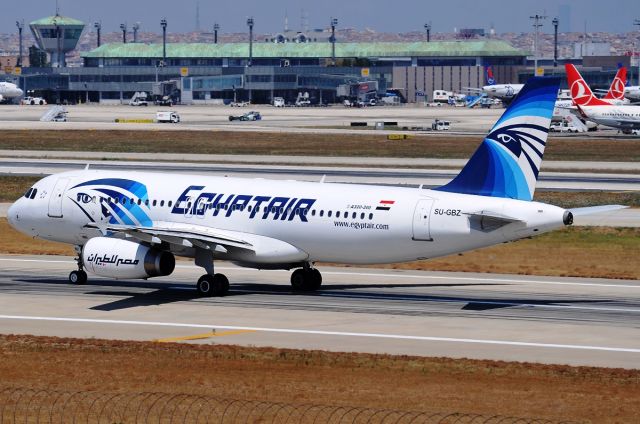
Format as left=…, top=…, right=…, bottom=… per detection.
left=82, top=237, right=175, bottom=279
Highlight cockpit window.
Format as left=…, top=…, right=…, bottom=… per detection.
left=24, top=188, right=37, bottom=199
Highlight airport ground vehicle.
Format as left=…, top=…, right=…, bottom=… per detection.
left=272, top=97, right=285, bottom=107
left=8, top=77, right=620, bottom=297
left=229, top=111, right=262, bottom=121
left=432, top=119, right=450, bottom=131
left=154, top=96, right=173, bottom=106
left=156, top=111, right=180, bottom=123
left=129, top=92, right=149, bottom=106
left=21, top=96, right=47, bottom=105
left=229, top=101, right=249, bottom=107
left=550, top=121, right=580, bottom=133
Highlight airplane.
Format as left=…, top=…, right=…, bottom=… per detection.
left=564, top=64, right=640, bottom=131
left=0, top=81, right=23, bottom=103
left=481, top=66, right=523, bottom=102
left=623, top=86, right=640, bottom=102
left=6, top=77, right=621, bottom=297
left=565, top=64, right=629, bottom=106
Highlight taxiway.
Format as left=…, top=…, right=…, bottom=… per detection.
left=0, top=255, right=638, bottom=369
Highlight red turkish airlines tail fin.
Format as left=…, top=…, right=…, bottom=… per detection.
left=565, top=64, right=610, bottom=106
left=603, top=66, right=626, bottom=100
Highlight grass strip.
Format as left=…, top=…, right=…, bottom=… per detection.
left=0, top=129, right=639, bottom=161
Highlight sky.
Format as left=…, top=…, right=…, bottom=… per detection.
left=4, top=0, right=640, bottom=35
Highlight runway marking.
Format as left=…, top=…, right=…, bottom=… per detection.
left=0, top=314, right=638, bottom=354
left=154, top=329, right=255, bottom=343
left=1, top=258, right=639, bottom=289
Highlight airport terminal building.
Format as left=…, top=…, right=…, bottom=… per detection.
left=15, top=39, right=528, bottom=104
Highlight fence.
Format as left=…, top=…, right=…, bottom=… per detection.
left=0, top=387, right=580, bottom=424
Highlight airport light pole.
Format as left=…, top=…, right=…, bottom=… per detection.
left=424, top=23, right=431, bottom=42
left=214, top=23, right=219, bottom=44
left=16, top=20, right=23, bottom=67
left=552, top=17, right=559, bottom=68
left=330, top=17, right=338, bottom=66
left=161, top=19, right=167, bottom=66
left=530, top=14, right=546, bottom=74
left=247, top=17, right=254, bottom=67
left=120, top=23, right=127, bottom=44
left=94, top=21, right=101, bottom=48
left=635, top=19, right=640, bottom=85
left=133, top=22, right=140, bottom=43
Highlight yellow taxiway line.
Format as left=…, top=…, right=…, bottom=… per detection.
left=154, top=329, right=256, bottom=343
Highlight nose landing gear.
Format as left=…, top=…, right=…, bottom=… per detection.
left=69, top=247, right=87, bottom=285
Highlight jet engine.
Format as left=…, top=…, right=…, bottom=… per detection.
left=82, top=237, right=175, bottom=279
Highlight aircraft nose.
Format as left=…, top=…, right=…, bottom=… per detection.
left=7, top=202, right=18, bottom=229
left=16, top=88, right=24, bottom=97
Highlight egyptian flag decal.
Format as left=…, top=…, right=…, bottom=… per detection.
left=376, top=200, right=395, bottom=211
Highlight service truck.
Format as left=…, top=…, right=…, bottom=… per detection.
left=156, top=111, right=180, bottom=123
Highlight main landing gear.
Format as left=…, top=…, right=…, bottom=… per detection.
left=69, top=246, right=87, bottom=285
left=195, top=249, right=229, bottom=297
left=290, top=265, right=322, bottom=292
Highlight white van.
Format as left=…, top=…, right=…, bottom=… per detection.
left=272, top=97, right=285, bottom=107
left=156, top=111, right=180, bottom=123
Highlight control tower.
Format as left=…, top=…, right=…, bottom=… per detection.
left=30, top=14, right=85, bottom=67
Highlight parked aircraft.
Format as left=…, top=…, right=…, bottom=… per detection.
left=565, top=64, right=640, bottom=131
left=481, top=66, right=523, bottom=102
left=7, top=77, right=620, bottom=296
left=0, top=81, right=23, bottom=103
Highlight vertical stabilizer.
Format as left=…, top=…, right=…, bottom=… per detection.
left=436, top=77, right=560, bottom=201
left=565, top=64, right=610, bottom=106
left=603, top=66, right=627, bottom=100
left=486, top=66, right=496, bottom=85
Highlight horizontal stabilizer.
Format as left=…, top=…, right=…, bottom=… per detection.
left=568, top=205, right=628, bottom=216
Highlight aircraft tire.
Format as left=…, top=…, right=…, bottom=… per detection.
left=290, top=269, right=321, bottom=291
left=69, top=270, right=87, bottom=285
left=197, top=274, right=229, bottom=297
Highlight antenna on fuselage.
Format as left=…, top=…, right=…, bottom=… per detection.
left=320, top=175, right=326, bottom=183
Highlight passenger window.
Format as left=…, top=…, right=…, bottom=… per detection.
left=153, top=200, right=157, bottom=207
left=145, top=200, right=149, bottom=206
left=336, top=211, right=341, bottom=218
left=160, top=200, right=165, bottom=207
left=311, top=210, right=316, bottom=216
left=352, top=212, right=356, bottom=219
left=369, top=213, right=373, bottom=220
left=168, top=201, right=173, bottom=207
left=137, top=199, right=141, bottom=205
left=114, top=198, right=119, bottom=204
left=360, top=212, right=365, bottom=219
left=319, top=210, right=324, bottom=217
left=328, top=211, right=332, bottom=217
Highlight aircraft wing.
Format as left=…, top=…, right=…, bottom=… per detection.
left=84, top=221, right=253, bottom=253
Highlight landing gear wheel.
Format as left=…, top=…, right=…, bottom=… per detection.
left=290, top=268, right=322, bottom=292
left=69, top=270, right=87, bottom=285
left=197, top=274, right=229, bottom=297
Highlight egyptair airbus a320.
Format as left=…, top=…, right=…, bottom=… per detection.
left=7, top=77, right=620, bottom=296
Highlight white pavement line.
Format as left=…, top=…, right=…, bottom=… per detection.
left=0, top=314, right=638, bottom=354
left=2, top=257, right=639, bottom=289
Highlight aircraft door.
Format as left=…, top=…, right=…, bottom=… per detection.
left=48, top=177, right=70, bottom=218
left=412, top=198, right=433, bottom=241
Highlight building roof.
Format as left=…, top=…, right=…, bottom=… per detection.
left=82, top=40, right=525, bottom=59
left=30, top=14, right=84, bottom=27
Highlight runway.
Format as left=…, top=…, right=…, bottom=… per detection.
left=0, top=255, right=638, bottom=369
left=2, top=157, right=640, bottom=191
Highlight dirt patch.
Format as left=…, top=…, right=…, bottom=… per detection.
left=0, top=335, right=637, bottom=422
left=1, top=129, right=639, bottom=161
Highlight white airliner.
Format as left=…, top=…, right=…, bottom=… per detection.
left=0, top=81, right=23, bottom=103
left=481, top=66, right=523, bottom=102
left=624, top=86, right=640, bottom=102
left=564, top=64, right=640, bottom=131
left=7, top=77, right=617, bottom=296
